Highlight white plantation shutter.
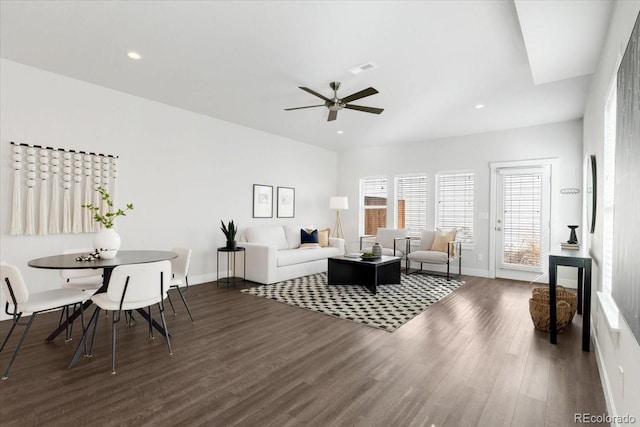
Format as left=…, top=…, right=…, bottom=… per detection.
left=395, top=175, right=428, bottom=237
left=436, top=172, right=474, bottom=244
left=360, top=177, right=388, bottom=235
left=502, top=173, right=542, bottom=268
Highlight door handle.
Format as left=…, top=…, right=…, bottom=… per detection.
left=495, top=227, right=502, bottom=231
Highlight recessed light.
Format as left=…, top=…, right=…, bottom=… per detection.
left=474, top=104, right=485, bottom=109
left=127, top=51, right=141, bottom=60
left=337, top=130, right=344, bottom=134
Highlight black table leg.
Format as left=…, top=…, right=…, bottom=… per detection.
left=583, top=261, right=592, bottom=352
left=549, top=257, right=557, bottom=345
left=577, top=267, right=584, bottom=315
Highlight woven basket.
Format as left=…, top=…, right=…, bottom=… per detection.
left=529, top=286, right=577, bottom=333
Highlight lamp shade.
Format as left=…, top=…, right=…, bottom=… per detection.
left=329, top=196, right=348, bottom=210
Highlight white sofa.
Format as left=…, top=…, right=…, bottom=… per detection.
left=240, top=225, right=345, bottom=284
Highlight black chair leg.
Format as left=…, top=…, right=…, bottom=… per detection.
left=158, top=303, right=173, bottom=356
left=2, top=313, right=37, bottom=380
left=166, top=292, right=176, bottom=316
left=175, top=287, right=194, bottom=322
left=447, top=261, right=450, bottom=281
left=111, top=311, right=118, bottom=375
left=0, top=313, right=21, bottom=353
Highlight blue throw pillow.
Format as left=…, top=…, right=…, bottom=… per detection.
left=300, top=228, right=320, bottom=248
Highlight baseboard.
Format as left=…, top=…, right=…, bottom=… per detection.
left=593, top=323, right=620, bottom=426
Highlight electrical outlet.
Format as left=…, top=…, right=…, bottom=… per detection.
left=477, top=253, right=483, bottom=261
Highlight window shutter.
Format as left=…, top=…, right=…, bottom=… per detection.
left=602, top=80, right=617, bottom=295
left=395, top=175, right=428, bottom=237
left=436, top=172, right=474, bottom=244
left=502, top=173, right=541, bottom=267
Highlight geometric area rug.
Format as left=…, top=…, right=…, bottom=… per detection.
left=241, top=272, right=465, bottom=332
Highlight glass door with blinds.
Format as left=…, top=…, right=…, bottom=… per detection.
left=494, top=165, right=550, bottom=281
left=360, top=177, right=388, bottom=236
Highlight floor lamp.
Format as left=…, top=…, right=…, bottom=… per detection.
left=330, top=196, right=348, bottom=239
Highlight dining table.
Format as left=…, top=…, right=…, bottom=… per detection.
left=28, top=250, right=177, bottom=367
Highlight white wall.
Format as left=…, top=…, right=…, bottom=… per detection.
left=0, top=59, right=337, bottom=317
left=337, top=119, right=583, bottom=281
left=583, top=2, right=640, bottom=423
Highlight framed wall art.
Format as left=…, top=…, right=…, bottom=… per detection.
left=277, top=187, right=295, bottom=218
left=253, top=184, right=273, bottom=218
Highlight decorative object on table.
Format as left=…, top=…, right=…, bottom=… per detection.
left=75, top=250, right=101, bottom=261
left=560, top=242, right=580, bottom=250
left=529, top=286, right=577, bottom=333
left=220, top=220, right=238, bottom=250
left=241, top=272, right=464, bottom=332
left=360, top=252, right=379, bottom=260
left=371, top=242, right=383, bottom=258
left=567, top=225, right=579, bottom=244
left=252, top=184, right=273, bottom=218
left=83, top=186, right=133, bottom=259
left=8, top=141, right=118, bottom=235
left=277, top=187, right=295, bottom=218
left=329, top=196, right=348, bottom=239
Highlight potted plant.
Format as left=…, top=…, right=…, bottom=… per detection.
left=220, top=220, right=237, bottom=250
left=83, top=186, right=134, bottom=259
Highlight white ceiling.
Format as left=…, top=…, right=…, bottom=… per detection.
left=0, top=1, right=613, bottom=152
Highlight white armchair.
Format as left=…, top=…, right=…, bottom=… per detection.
left=407, top=229, right=461, bottom=280
left=360, top=228, right=409, bottom=257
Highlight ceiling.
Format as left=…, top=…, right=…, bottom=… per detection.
left=0, top=1, right=613, bottom=152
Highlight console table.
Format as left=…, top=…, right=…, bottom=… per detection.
left=548, top=249, right=592, bottom=351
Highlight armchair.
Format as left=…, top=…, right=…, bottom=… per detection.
left=360, top=228, right=409, bottom=257
left=407, top=229, right=461, bottom=280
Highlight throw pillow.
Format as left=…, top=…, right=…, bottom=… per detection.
left=318, top=228, right=330, bottom=247
left=430, top=229, right=457, bottom=257
left=300, top=228, right=320, bottom=249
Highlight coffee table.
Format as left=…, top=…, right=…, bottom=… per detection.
left=328, top=255, right=401, bottom=295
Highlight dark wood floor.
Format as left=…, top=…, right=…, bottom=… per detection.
left=0, top=276, right=607, bottom=426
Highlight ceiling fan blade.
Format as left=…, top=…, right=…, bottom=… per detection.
left=299, top=87, right=331, bottom=102
left=344, top=104, right=384, bottom=114
left=340, top=87, right=378, bottom=104
left=328, top=110, right=338, bottom=121
left=284, top=104, right=325, bottom=111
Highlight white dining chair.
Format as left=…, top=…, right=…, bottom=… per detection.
left=167, top=247, right=194, bottom=322
left=87, top=260, right=173, bottom=374
left=0, top=262, right=89, bottom=380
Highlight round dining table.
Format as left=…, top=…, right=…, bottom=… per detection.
left=28, top=250, right=177, bottom=367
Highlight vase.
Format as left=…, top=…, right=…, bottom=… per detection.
left=226, top=240, right=237, bottom=250
left=567, top=225, right=579, bottom=244
left=372, top=242, right=382, bottom=258
left=94, top=228, right=121, bottom=259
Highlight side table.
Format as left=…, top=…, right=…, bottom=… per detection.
left=217, top=247, right=246, bottom=288
left=548, top=249, right=592, bottom=352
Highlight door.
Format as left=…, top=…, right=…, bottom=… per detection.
left=493, top=165, right=550, bottom=282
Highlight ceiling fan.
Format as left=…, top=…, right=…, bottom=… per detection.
left=285, top=81, right=384, bottom=122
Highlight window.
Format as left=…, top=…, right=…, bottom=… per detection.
left=602, top=78, right=616, bottom=295
left=436, top=171, right=474, bottom=244
left=501, top=172, right=542, bottom=268
left=395, top=175, right=428, bottom=237
left=360, top=177, right=387, bottom=235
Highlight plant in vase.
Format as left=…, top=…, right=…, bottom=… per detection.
left=82, top=186, right=134, bottom=259
left=220, top=220, right=237, bottom=250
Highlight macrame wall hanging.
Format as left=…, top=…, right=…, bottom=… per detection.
left=9, top=141, right=118, bottom=236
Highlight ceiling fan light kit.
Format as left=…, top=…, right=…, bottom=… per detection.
left=285, top=81, right=384, bottom=122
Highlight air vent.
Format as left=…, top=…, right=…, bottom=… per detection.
left=348, top=62, right=377, bottom=75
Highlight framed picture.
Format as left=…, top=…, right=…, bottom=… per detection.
left=277, top=187, right=295, bottom=218
left=253, top=184, right=273, bottom=218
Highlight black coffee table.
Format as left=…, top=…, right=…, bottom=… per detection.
left=328, top=255, right=401, bottom=295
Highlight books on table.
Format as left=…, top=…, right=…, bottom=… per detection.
left=561, top=242, right=580, bottom=250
